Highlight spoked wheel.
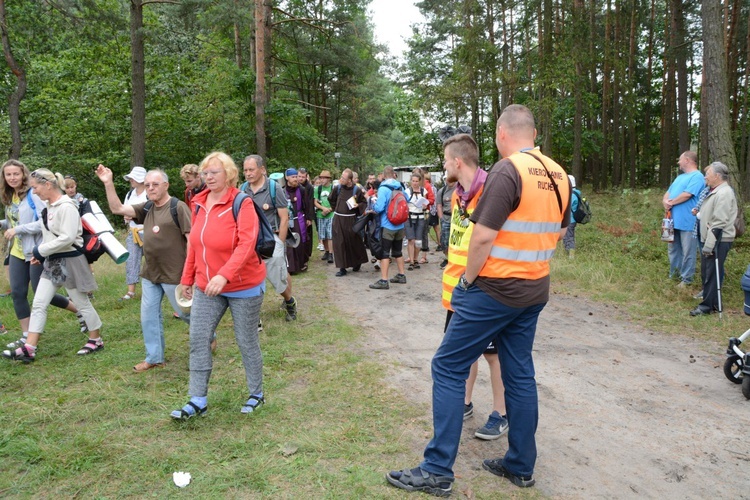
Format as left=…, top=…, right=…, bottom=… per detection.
left=743, top=376, right=750, bottom=399
left=723, top=355, right=744, bottom=384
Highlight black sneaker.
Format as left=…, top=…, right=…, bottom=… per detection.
left=369, top=279, right=389, bottom=290
left=386, top=467, right=453, bottom=497
left=482, top=458, right=535, bottom=488
left=463, top=401, right=474, bottom=420
left=389, top=274, right=407, bottom=284
left=285, top=297, right=297, bottom=321
left=440, top=259, right=448, bottom=269
left=321, top=252, right=330, bottom=261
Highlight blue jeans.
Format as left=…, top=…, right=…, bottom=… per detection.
left=668, top=229, right=698, bottom=283
left=141, top=278, right=189, bottom=364
left=420, top=284, right=545, bottom=479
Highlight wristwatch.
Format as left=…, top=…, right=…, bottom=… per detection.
left=458, top=274, right=473, bottom=291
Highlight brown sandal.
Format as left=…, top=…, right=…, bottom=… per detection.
left=133, top=361, right=165, bottom=372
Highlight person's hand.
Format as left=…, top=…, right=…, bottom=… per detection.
left=702, top=246, right=714, bottom=257
left=30, top=257, right=40, bottom=265
left=204, top=275, right=228, bottom=297
left=306, top=220, right=312, bottom=227
left=691, top=207, right=698, bottom=216
left=4, top=228, right=16, bottom=240
left=181, top=285, right=193, bottom=301
left=95, top=164, right=113, bottom=184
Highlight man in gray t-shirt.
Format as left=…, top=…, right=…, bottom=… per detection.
left=242, top=155, right=298, bottom=321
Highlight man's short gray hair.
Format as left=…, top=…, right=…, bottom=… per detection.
left=709, top=161, right=729, bottom=181
left=147, top=169, right=169, bottom=182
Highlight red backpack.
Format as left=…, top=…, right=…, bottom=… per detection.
left=383, top=185, right=409, bottom=225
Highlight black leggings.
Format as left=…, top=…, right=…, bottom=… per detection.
left=9, top=255, right=69, bottom=320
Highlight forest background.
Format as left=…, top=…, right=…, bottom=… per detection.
left=0, top=0, right=747, bottom=205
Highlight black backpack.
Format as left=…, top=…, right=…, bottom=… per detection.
left=572, top=191, right=592, bottom=224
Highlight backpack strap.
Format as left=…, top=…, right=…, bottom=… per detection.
left=269, top=178, right=277, bottom=209
left=26, top=192, right=39, bottom=221
left=144, top=197, right=181, bottom=231
left=232, top=192, right=250, bottom=221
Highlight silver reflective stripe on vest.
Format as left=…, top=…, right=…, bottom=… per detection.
left=489, top=246, right=557, bottom=262
left=500, top=219, right=562, bottom=234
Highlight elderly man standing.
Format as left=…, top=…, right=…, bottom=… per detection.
left=96, top=165, right=192, bottom=371
left=690, top=162, right=738, bottom=316
left=663, top=151, right=705, bottom=286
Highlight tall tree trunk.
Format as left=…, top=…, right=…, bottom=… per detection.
left=702, top=0, right=741, bottom=196
left=255, top=0, right=267, bottom=157
left=130, top=0, right=146, bottom=168
left=627, top=0, right=638, bottom=188
left=572, top=0, right=585, bottom=185
left=0, top=0, right=25, bottom=159
left=643, top=0, right=655, bottom=186
left=672, top=0, right=689, bottom=153
left=659, top=2, right=676, bottom=188
left=234, top=0, right=242, bottom=69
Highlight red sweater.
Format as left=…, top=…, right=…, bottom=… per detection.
left=181, top=187, right=266, bottom=293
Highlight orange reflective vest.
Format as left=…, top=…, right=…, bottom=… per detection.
left=441, top=185, right=484, bottom=310
left=478, top=150, right=569, bottom=281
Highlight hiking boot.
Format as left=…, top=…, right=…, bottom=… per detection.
left=321, top=251, right=330, bottom=261
left=463, top=401, right=474, bottom=420
left=474, top=411, right=509, bottom=440
left=285, top=297, right=297, bottom=321
left=389, top=273, right=407, bottom=284
left=386, top=467, right=453, bottom=497
left=327, top=254, right=334, bottom=264
left=482, top=458, right=535, bottom=488
left=369, top=279, right=390, bottom=290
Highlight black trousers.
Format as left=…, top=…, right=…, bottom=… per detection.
left=699, top=241, right=732, bottom=312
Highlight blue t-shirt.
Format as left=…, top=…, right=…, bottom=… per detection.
left=667, top=170, right=705, bottom=231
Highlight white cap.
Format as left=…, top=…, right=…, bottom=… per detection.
left=124, top=166, right=147, bottom=183
left=568, top=174, right=576, bottom=188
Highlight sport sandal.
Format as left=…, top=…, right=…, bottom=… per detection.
left=386, top=467, right=453, bottom=497
left=2, top=344, right=35, bottom=363
left=170, top=401, right=207, bottom=421
left=77, top=338, right=104, bottom=355
left=241, top=394, right=265, bottom=414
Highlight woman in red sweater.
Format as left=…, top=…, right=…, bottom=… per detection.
left=172, top=151, right=267, bottom=420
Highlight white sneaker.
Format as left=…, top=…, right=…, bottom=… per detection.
left=317, top=243, right=324, bottom=251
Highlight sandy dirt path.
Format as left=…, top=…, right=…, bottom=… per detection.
left=327, top=253, right=750, bottom=498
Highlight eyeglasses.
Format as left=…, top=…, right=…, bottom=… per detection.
left=144, top=183, right=162, bottom=189
left=200, top=169, right=224, bottom=178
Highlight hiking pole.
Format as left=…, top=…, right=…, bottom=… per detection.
left=713, top=228, right=723, bottom=320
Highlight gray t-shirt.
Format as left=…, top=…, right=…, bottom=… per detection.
left=244, top=177, right=288, bottom=232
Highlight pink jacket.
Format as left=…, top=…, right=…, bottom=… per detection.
left=181, top=187, right=266, bottom=293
